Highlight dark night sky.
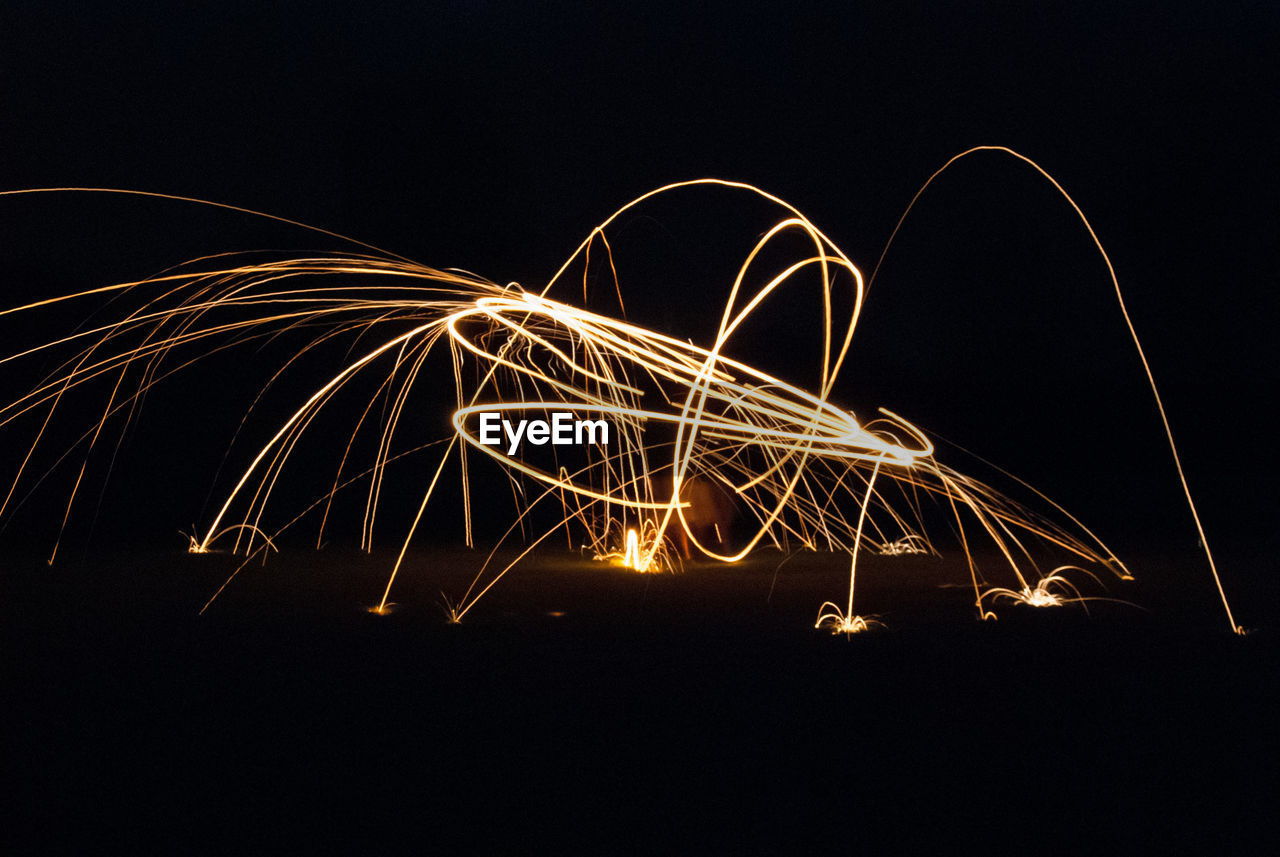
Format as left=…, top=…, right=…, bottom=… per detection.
left=0, top=1, right=1276, bottom=561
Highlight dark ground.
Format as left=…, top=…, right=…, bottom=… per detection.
left=3, top=543, right=1275, bottom=852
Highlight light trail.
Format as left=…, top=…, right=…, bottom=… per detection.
left=0, top=155, right=1240, bottom=632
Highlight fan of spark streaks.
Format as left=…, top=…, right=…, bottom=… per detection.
left=0, top=149, right=1242, bottom=633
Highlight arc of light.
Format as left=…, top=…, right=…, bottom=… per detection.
left=867, top=145, right=1241, bottom=634
left=199, top=319, right=447, bottom=549
left=664, top=210, right=863, bottom=564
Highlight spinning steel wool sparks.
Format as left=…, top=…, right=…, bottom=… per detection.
left=0, top=149, right=1244, bottom=633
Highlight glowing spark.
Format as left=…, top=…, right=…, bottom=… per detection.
left=438, top=593, right=463, bottom=625
left=621, top=528, right=644, bottom=571
left=814, top=605, right=883, bottom=635
left=877, top=535, right=931, bottom=556
left=815, top=453, right=885, bottom=635
left=594, top=522, right=666, bottom=573
left=979, top=568, right=1088, bottom=610
left=185, top=525, right=278, bottom=556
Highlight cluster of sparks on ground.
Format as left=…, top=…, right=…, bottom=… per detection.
left=0, top=148, right=1243, bottom=634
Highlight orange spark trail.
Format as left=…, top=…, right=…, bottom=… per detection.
left=0, top=157, right=1239, bottom=632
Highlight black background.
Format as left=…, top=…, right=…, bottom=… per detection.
left=2, top=1, right=1277, bottom=851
